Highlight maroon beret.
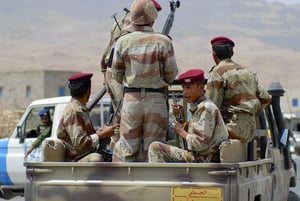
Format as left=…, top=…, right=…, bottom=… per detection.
left=178, top=69, right=205, bottom=85
left=68, top=72, right=93, bottom=82
left=152, top=0, right=162, bottom=11
left=211, top=36, right=235, bottom=47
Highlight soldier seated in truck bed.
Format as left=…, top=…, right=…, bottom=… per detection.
left=148, top=69, right=228, bottom=163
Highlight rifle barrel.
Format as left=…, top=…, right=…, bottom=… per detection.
left=87, top=87, right=107, bottom=112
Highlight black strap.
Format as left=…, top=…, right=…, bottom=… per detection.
left=124, top=87, right=166, bottom=94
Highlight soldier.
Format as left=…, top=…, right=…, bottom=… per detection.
left=25, top=109, right=52, bottom=158
left=100, top=0, right=162, bottom=149
left=206, top=36, right=272, bottom=143
left=111, top=0, right=178, bottom=162
left=57, top=72, right=116, bottom=162
left=148, top=69, right=228, bottom=163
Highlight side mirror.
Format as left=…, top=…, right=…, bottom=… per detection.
left=18, top=126, right=25, bottom=144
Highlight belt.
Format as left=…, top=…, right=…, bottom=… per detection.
left=124, top=87, right=166, bottom=94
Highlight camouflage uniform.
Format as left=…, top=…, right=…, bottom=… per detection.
left=148, top=95, right=228, bottom=163
left=57, top=98, right=101, bottom=162
left=206, top=59, right=272, bottom=143
left=100, top=12, right=131, bottom=149
left=111, top=0, right=178, bottom=162
left=101, top=11, right=131, bottom=104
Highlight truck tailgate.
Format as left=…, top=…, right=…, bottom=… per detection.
left=24, top=159, right=272, bottom=201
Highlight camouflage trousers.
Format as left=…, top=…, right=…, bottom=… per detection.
left=148, top=141, right=195, bottom=162
left=105, top=68, right=123, bottom=149
left=148, top=141, right=220, bottom=163
left=226, top=112, right=256, bottom=143
left=77, top=153, right=103, bottom=162
left=112, top=92, right=168, bottom=162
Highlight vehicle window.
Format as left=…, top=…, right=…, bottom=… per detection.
left=24, top=107, right=54, bottom=138
left=90, top=101, right=110, bottom=130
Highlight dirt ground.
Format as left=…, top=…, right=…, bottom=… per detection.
left=0, top=108, right=24, bottom=138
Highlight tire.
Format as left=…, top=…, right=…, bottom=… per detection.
left=0, top=189, right=14, bottom=200
left=292, top=159, right=297, bottom=176
left=288, top=191, right=300, bottom=201
left=294, top=143, right=300, bottom=156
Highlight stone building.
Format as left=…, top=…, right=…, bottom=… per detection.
left=0, top=70, right=79, bottom=109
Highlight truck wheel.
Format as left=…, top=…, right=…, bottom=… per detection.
left=0, top=189, right=14, bottom=200
left=292, top=159, right=297, bottom=176
left=294, top=143, right=300, bottom=156
left=288, top=191, right=300, bottom=201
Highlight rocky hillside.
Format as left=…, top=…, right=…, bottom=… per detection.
left=1, top=0, right=300, bottom=113
left=1, top=0, right=300, bottom=80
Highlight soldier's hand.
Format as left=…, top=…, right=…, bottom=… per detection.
left=96, top=125, right=116, bottom=140
left=173, top=120, right=187, bottom=138
left=25, top=147, right=34, bottom=159
left=171, top=104, right=184, bottom=117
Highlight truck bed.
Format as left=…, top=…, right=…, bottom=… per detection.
left=24, top=159, right=274, bottom=201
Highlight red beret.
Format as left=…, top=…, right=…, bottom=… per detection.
left=68, top=72, right=93, bottom=82
left=211, top=36, right=235, bottom=47
left=152, top=0, right=162, bottom=11
left=178, top=69, right=205, bottom=85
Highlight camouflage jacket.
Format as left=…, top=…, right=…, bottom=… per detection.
left=57, top=99, right=99, bottom=161
left=112, top=25, right=178, bottom=89
left=206, top=59, right=272, bottom=121
left=186, top=95, right=228, bottom=155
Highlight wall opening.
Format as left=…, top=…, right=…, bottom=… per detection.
left=26, top=86, right=31, bottom=97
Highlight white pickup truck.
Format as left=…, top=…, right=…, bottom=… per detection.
left=0, top=94, right=111, bottom=199
left=24, top=82, right=300, bottom=201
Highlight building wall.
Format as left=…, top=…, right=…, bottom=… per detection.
left=0, top=71, right=78, bottom=109
left=280, top=88, right=300, bottom=116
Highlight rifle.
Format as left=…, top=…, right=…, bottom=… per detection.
left=96, top=100, right=122, bottom=162
left=87, top=87, right=107, bottom=112
left=171, top=91, right=188, bottom=150
left=162, top=0, right=180, bottom=35
left=171, top=92, right=184, bottom=147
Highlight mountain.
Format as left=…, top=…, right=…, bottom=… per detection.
left=1, top=0, right=300, bottom=112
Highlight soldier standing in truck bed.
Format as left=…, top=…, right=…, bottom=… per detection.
left=100, top=0, right=161, bottom=149
left=100, top=0, right=162, bottom=150
left=111, top=0, right=178, bottom=162
left=206, top=36, right=272, bottom=143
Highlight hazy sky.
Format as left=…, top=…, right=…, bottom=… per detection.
left=266, top=0, right=300, bottom=4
